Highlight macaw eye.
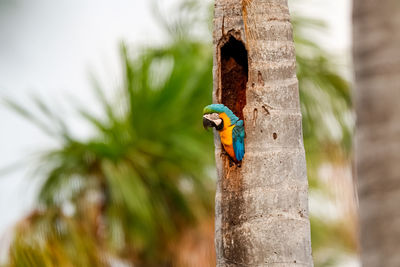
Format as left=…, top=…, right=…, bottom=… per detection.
left=215, top=119, right=224, bottom=131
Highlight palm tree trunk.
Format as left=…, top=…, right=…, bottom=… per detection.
left=213, top=0, right=313, bottom=266
left=353, top=1, right=400, bottom=266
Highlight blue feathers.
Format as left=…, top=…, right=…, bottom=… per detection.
left=232, top=120, right=245, bottom=161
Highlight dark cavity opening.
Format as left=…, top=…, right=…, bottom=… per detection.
left=220, top=36, right=248, bottom=120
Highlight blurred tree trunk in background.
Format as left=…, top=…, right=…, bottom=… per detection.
left=213, top=0, right=313, bottom=265
left=353, top=0, right=400, bottom=266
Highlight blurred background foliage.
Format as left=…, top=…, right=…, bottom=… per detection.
left=3, top=0, right=356, bottom=266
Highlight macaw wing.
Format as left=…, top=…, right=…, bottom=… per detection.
left=232, top=120, right=245, bottom=161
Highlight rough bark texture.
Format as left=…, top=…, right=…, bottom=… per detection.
left=213, top=0, right=313, bottom=266
left=353, top=1, right=400, bottom=266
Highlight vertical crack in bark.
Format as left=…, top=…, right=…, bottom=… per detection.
left=220, top=36, right=248, bottom=120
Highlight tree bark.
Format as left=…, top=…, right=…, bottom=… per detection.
left=353, top=1, right=400, bottom=266
left=213, top=0, right=313, bottom=266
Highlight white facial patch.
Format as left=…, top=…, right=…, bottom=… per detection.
left=203, top=113, right=219, bottom=121
left=213, top=118, right=222, bottom=126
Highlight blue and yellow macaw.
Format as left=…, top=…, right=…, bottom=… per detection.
left=203, top=104, right=245, bottom=162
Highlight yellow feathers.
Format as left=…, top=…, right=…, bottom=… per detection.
left=218, top=113, right=236, bottom=160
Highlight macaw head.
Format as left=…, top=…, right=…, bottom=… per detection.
left=202, top=104, right=238, bottom=131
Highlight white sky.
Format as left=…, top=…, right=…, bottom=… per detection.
left=0, top=0, right=351, bottom=249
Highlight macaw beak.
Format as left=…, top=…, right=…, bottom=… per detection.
left=203, top=116, right=215, bottom=130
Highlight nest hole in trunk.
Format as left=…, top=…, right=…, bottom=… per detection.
left=220, top=35, right=248, bottom=120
